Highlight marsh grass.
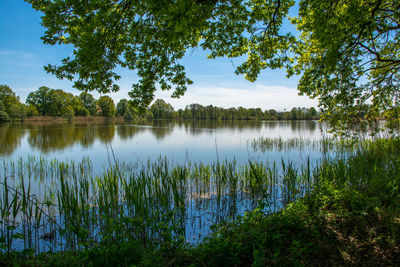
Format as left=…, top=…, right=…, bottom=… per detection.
left=0, top=153, right=320, bottom=254
left=1, top=138, right=399, bottom=265
left=180, top=137, right=400, bottom=266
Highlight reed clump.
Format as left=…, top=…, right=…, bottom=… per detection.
left=0, top=155, right=315, bottom=257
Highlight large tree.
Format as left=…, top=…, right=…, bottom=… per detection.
left=150, top=99, right=175, bottom=119
left=26, top=0, right=400, bottom=134
left=79, top=92, right=97, bottom=116
left=97, top=96, right=116, bottom=117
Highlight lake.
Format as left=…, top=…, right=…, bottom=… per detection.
left=1, top=119, right=334, bottom=250
left=0, top=119, right=326, bottom=170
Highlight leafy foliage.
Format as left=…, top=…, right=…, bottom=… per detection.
left=27, top=86, right=90, bottom=117
left=26, top=0, right=400, bottom=133
left=0, top=85, right=26, bottom=120
left=0, top=111, right=10, bottom=122
left=97, top=96, right=116, bottom=117
left=78, top=92, right=97, bottom=116
left=293, top=0, right=400, bottom=134
left=150, top=99, right=175, bottom=119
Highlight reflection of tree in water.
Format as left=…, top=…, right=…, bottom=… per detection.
left=139, top=120, right=174, bottom=140
left=231, top=120, right=262, bottom=131
left=78, top=124, right=97, bottom=148
left=26, top=122, right=115, bottom=152
left=97, top=124, right=116, bottom=144
left=290, top=120, right=317, bottom=133
left=181, top=119, right=263, bottom=136
left=151, top=120, right=174, bottom=128
left=28, top=123, right=78, bottom=153
left=306, top=121, right=317, bottom=132
left=116, top=125, right=146, bottom=140
left=150, top=126, right=173, bottom=140
left=117, top=122, right=175, bottom=141
left=0, top=123, right=26, bottom=155
left=2, top=120, right=321, bottom=155
left=262, top=121, right=278, bottom=130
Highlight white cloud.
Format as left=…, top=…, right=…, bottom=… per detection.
left=154, top=84, right=318, bottom=111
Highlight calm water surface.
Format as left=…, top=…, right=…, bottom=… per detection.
left=1, top=120, right=332, bottom=249
left=1, top=120, right=325, bottom=170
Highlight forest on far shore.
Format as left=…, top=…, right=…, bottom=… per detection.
left=0, top=84, right=319, bottom=122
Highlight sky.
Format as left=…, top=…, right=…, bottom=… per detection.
left=0, top=0, right=318, bottom=111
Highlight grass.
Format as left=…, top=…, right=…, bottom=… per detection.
left=1, top=138, right=400, bottom=265
left=0, top=156, right=312, bottom=254
left=186, top=138, right=400, bottom=266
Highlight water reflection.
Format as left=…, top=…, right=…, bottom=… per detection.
left=116, top=124, right=146, bottom=140
left=0, top=120, right=320, bottom=156
left=0, top=123, right=26, bottom=155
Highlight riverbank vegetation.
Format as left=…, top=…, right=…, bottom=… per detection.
left=0, top=84, right=319, bottom=122
left=1, top=138, right=399, bottom=265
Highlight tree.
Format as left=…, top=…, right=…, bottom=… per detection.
left=116, top=99, right=130, bottom=117
left=61, top=105, right=75, bottom=120
left=79, top=92, right=97, bottom=116
left=117, top=99, right=141, bottom=120
left=70, top=96, right=89, bottom=116
left=97, top=96, right=116, bottom=117
left=26, top=86, right=50, bottom=115
left=0, top=111, right=10, bottom=122
left=150, top=99, right=175, bottom=119
left=0, top=100, right=5, bottom=112
left=26, top=105, right=39, bottom=117
left=27, top=87, right=72, bottom=116
left=0, top=85, right=25, bottom=120
left=0, top=100, right=10, bottom=122
left=26, top=86, right=63, bottom=116
left=27, top=0, right=400, bottom=134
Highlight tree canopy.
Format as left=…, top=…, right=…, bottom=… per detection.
left=26, top=86, right=90, bottom=117
left=26, top=0, right=400, bottom=134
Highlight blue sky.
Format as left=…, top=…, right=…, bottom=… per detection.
left=0, top=0, right=317, bottom=111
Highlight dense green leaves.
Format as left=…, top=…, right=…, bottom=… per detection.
left=79, top=92, right=97, bottom=116
left=293, top=0, right=400, bottom=135
left=116, top=99, right=142, bottom=120
left=150, top=99, right=175, bottom=119
left=26, top=86, right=90, bottom=117
left=26, top=0, right=400, bottom=134
left=97, top=96, right=116, bottom=117
left=25, top=0, right=295, bottom=109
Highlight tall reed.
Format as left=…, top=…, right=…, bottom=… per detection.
left=0, top=154, right=321, bottom=253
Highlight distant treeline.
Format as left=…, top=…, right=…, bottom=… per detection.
left=0, top=84, right=319, bottom=122
left=150, top=99, right=319, bottom=120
